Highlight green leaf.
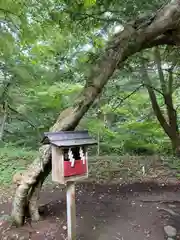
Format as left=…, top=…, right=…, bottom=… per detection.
left=84, top=0, right=96, bottom=8
left=12, top=66, right=33, bottom=82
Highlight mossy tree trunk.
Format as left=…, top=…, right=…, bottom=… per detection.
left=11, top=0, right=180, bottom=226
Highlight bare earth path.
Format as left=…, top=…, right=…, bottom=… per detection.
left=1, top=182, right=180, bottom=239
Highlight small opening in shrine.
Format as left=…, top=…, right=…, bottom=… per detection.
left=64, top=147, right=85, bottom=161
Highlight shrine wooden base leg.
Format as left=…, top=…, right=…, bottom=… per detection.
left=66, top=181, right=76, bottom=240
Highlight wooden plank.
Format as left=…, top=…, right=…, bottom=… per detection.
left=66, top=181, right=76, bottom=240
left=52, top=146, right=64, bottom=184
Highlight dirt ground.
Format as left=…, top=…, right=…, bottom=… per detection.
left=1, top=182, right=180, bottom=239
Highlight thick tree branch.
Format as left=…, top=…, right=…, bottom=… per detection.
left=141, top=34, right=176, bottom=49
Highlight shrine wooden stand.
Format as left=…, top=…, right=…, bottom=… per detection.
left=42, top=130, right=97, bottom=240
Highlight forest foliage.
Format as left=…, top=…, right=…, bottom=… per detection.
left=0, top=0, right=180, bottom=183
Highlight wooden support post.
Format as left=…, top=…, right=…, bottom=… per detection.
left=66, top=181, right=76, bottom=240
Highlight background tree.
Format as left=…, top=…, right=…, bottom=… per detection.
left=142, top=47, right=180, bottom=156
left=114, top=46, right=180, bottom=156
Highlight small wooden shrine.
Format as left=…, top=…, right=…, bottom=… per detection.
left=43, top=130, right=97, bottom=240
left=43, top=130, right=97, bottom=184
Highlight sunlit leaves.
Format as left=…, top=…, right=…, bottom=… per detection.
left=84, top=0, right=96, bottom=8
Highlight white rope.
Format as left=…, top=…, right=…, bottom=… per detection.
left=79, top=147, right=85, bottom=164
left=68, top=148, right=75, bottom=167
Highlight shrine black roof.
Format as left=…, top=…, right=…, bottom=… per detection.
left=42, top=130, right=97, bottom=147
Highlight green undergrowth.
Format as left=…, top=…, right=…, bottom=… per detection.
left=0, top=144, right=179, bottom=187
left=88, top=155, right=163, bottom=183
left=0, top=145, right=37, bottom=185
left=163, top=155, right=180, bottom=179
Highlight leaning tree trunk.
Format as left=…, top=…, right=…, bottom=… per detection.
left=12, top=0, right=180, bottom=226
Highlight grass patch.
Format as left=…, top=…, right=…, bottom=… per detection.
left=0, top=145, right=37, bottom=185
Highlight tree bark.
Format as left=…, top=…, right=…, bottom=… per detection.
left=142, top=47, right=180, bottom=157
left=28, top=159, right=52, bottom=221
left=153, top=47, right=178, bottom=133
left=11, top=0, right=180, bottom=226
left=144, top=73, right=180, bottom=156
left=153, top=47, right=180, bottom=155
left=141, top=60, right=172, bottom=138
